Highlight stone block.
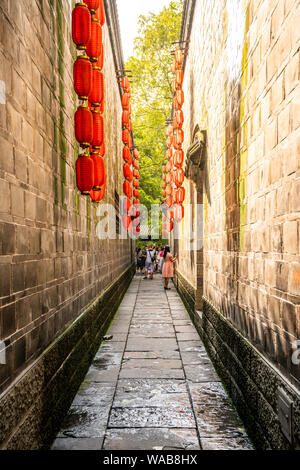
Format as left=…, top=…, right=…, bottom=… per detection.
left=0, top=133, right=14, bottom=174
left=283, top=219, right=298, bottom=253
left=1, top=222, right=15, bottom=254
left=11, top=185, right=24, bottom=218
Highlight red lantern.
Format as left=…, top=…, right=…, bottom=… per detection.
left=174, top=110, right=184, bottom=129
left=175, top=187, right=185, bottom=204
left=122, top=93, right=130, bottom=109
left=91, top=153, right=105, bottom=190
left=172, top=78, right=180, bottom=93
left=166, top=185, right=173, bottom=196
left=166, top=125, right=173, bottom=136
left=162, top=174, right=166, bottom=181
left=134, top=226, right=141, bottom=235
left=90, top=171, right=106, bottom=202
left=92, top=111, right=104, bottom=148
left=162, top=182, right=166, bottom=189
left=166, top=173, right=173, bottom=185
left=75, top=106, right=93, bottom=147
left=162, top=190, right=166, bottom=198
left=174, top=150, right=184, bottom=168
left=133, top=149, right=139, bottom=159
left=133, top=160, right=139, bottom=170
left=167, top=136, right=173, bottom=148
left=123, top=146, right=132, bottom=164
left=72, top=4, right=91, bottom=51
left=166, top=149, right=173, bottom=160
left=176, top=69, right=184, bottom=87
left=175, top=128, right=184, bottom=147
left=89, top=69, right=104, bottom=107
left=122, top=129, right=131, bottom=146
left=121, top=76, right=130, bottom=91
left=86, top=18, right=102, bottom=62
left=95, top=0, right=105, bottom=26
left=133, top=189, right=139, bottom=198
left=123, top=181, right=132, bottom=198
left=133, top=179, right=139, bottom=188
left=76, top=154, right=94, bottom=195
left=173, top=96, right=181, bottom=110
left=166, top=209, right=174, bottom=221
left=174, top=168, right=184, bottom=187
left=85, top=0, right=100, bottom=13
left=122, top=110, right=130, bottom=127
left=174, top=204, right=184, bottom=221
left=95, top=43, right=104, bottom=70
left=166, top=161, right=172, bottom=172
left=74, top=56, right=92, bottom=100
left=166, top=197, right=173, bottom=208
left=99, top=141, right=105, bottom=156
left=123, top=164, right=133, bottom=182
left=123, top=215, right=132, bottom=231
left=133, top=199, right=139, bottom=206
left=123, top=197, right=132, bottom=213
left=133, top=169, right=139, bottom=179
left=176, top=89, right=184, bottom=107
left=175, top=49, right=184, bottom=66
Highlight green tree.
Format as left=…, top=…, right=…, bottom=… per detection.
left=126, top=0, right=183, bottom=220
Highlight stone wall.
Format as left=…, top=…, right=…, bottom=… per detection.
left=174, top=0, right=300, bottom=449
left=0, top=0, right=134, bottom=448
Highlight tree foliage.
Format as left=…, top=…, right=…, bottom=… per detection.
left=126, top=1, right=183, bottom=215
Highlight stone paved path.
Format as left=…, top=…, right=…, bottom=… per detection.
left=52, top=275, right=253, bottom=451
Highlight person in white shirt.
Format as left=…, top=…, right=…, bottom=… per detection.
left=143, top=245, right=156, bottom=280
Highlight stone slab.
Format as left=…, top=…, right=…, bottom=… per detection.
left=109, top=407, right=196, bottom=428
left=52, top=437, right=103, bottom=450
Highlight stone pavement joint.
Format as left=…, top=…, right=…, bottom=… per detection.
left=52, top=275, right=253, bottom=451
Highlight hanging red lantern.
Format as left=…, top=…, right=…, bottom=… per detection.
left=166, top=197, right=173, bottom=208
left=90, top=152, right=105, bottom=190
left=99, top=141, right=105, bottom=157
left=92, top=111, right=104, bottom=148
left=166, top=185, right=173, bottom=196
left=133, top=149, right=139, bottom=159
left=174, top=204, right=184, bottom=221
left=166, top=208, right=174, bottom=221
left=133, top=160, right=139, bottom=170
left=74, top=55, right=92, bottom=100
left=121, top=76, right=130, bottom=91
left=174, top=168, right=184, bottom=187
left=122, top=110, right=130, bottom=127
left=175, top=49, right=184, bottom=66
left=72, top=4, right=91, bottom=51
left=122, top=93, right=130, bottom=109
left=76, top=154, right=94, bottom=195
left=85, top=0, right=100, bottom=13
left=166, top=125, right=173, bottom=136
left=173, top=150, right=184, bottom=168
left=175, top=128, right=184, bottom=147
left=166, top=148, right=173, bottom=160
left=95, top=43, right=104, bottom=70
left=95, top=0, right=105, bottom=26
left=167, top=136, right=173, bottom=148
left=133, top=179, right=139, bottom=188
left=90, top=171, right=106, bottom=202
left=74, top=106, right=93, bottom=148
left=133, top=169, right=139, bottom=179
left=123, top=197, right=132, bottom=213
left=174, top=110, right=184, bottom=129
left=123, top=181, right=132, bottom=198
left=134, top=226, right=141, bottom=235
left=123, top=146, right=132, bottom=164
left=133, top=199, right=139, bottom=206
left=162, top=174, right=166, bottom=181
left=162, top=182, right=166, bottom=189
left=175, top=187, right=185, bottom=204
left=133, top=189, right=139, bottom=198
left=166, top=161, right=172, bottom=172
left=122, top=129, right=131, bottom=146
left=123, top=215, right=132, bottom=231
left=86, top=18, right=102, bottom=62
left=172, top=78, right=180, bottom=94
left=162, top=190, right=166, bottom=198
left=123, top=164, right=133, bottom=182
left=176, top=69, right=184, bottom=87
left=89, top=69, right=104, bottom=107
left=176, top=89, right=184, bottom=107
left=166, top=173, right=173, bottom=185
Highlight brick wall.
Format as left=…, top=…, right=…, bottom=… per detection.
left=175, top=0, right=300, bottom=391
left=0, top=0, right=133, bottom=397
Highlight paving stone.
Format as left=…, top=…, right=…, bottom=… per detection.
left=176, top=332, right=201, bottom=341
left=194, top=403, right=246, bottom=438
left=72, top=382, right=115, bottom=407
left=93, top=352, right=123, bottom=365
left=184, top=364, right=220, bottom=382
left=103, top=428, right=200, bottom=450
left=52, top=437, right=103, bottom=450
left=178, top=340, right=204, bottom=352
left=108, top=333, right=128, bottom=342
left=121, top=358, right=182, bottom=370
left=188, top=382, right=228, bottom=404
left=84, top=364, right=120, bottom=383
left=98, top=342, right=126, bottom=353
left=181, top=350, right=211, bottom=365
left=201, top=437, right=253, bottom=450
left=126, top=338, right=178, bottom=351
left=57, top=406, right=108, bottom=438
left=174, top=324, right=195, bottom=333
left=128, top=327, right=175, bottom=338
left=123, top=350, right=181, bottom=360
left=109, top=407, right=196, bottom=428
left=119, top=368, right=185, bottom=380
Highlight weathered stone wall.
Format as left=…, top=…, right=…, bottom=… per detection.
left=174, top=0, right=300, bottom=448
left=0, top=0, right=134, bottom=447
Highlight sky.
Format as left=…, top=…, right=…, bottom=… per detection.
left=117, top=0, right=171, bottom=61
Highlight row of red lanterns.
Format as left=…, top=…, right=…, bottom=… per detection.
left=161, top=48, right=185, bottom=237
left=72, top=1, right=107, bottom=203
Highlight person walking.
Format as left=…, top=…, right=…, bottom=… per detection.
left=162, top=246, right=177, bottom=290
left=143, top=245, right=156, bottom=280
left=136, top=248, right=144, bottom=275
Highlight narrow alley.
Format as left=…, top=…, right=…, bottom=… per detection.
left=52, top=275, right=252, bottom=451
